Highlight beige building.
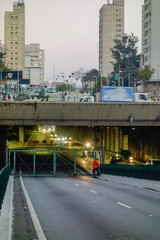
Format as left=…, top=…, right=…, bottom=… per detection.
left=4, top=0, right=25, bottom=77
left=99, top=0, right=124, bottom=77
left=25, top=43, right=45, bottom=85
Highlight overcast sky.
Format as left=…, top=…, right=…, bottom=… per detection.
left=0, top=0, right=144, bottom=79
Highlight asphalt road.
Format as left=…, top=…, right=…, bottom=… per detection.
left=22, top=176, right=160, bottom=240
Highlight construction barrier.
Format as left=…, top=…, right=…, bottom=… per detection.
left=0, top=164, right=11, bottom=210
left=100, top=164, right=160, bottom=180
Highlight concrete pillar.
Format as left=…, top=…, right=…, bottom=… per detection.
left=110, top=127, right=114, bottom=152
left=123, top=135, right=128, bottom=150
left=119, top=128, right=123, bottom=150
left=106, top=127, right=110, bottom=150
left=0, top=126, right=7, bottom=168
left=114, top=127, right=119, bottom=153
left=19, top=126, right=24, bottom=144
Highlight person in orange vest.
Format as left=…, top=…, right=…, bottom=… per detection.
left=93, top=157, right=101, bottom=176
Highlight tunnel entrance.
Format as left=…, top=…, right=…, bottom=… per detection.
left=9, top=150, right=79, bottom=176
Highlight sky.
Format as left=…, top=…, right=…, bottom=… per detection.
left=0, top=0, right=144, bottom=80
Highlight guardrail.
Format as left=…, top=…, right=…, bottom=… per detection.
left=100, top=164, right=160, bottom=180
left=0, top=164, right=11, bottom=211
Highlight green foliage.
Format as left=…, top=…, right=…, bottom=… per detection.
left=56, top=84, right=74, bottom=93
left=110, top=33, right=141, bottom=85
left=81, top=69, right=106, bottom=93
left=0, top=49, right=9, bottom=70
left=139, top=65, right=155, bottom=82
left=36, top=91, right=49, bottom=100
left=82, top=69, right=101, bottom=83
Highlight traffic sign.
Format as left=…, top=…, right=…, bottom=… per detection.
left=115, top=73, right=119, bottom=81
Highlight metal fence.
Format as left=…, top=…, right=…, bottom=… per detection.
left=0, top=164, right=11, bottom=210
left=100, top=164, right=160, bottom=180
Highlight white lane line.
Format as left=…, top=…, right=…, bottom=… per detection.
left=90, top=189, right=97, bottom=194
left=20, top=176, right=47, bottom=240
left=148, top=214, right=152, bottom=217
left=64, top=180, right=68, bottom=182
left=75, top=184, right=79, bottom=186
left=117, top=202, right=132, bottom=209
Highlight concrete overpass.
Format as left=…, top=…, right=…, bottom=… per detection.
left=0, top=101, right=160, bottom=126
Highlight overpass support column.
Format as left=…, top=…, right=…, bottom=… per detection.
left=106, top=127, right=110, bottom=150
left=0, top=126, right=7, bottom=168
left=110, top=127, right=114, bottom=152
left=19, top=126, right=24, bottom=144
left=119, top=128, right=123, bottom=150
left=115, top=128, right=119, bottom=153
left=123, top=135, right=128, bottom=150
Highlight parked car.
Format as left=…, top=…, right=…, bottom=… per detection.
left=146, top=159, right=160, bottom=165
left=110, top=150, right=134, bottom=164
left=110, top=155, right=126, bottom=164
left=117, top=150, right=134, bottom=163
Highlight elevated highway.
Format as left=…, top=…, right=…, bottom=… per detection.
left=0, top=101, right=160, bottom=126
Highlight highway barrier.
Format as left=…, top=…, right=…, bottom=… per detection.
left=0, top=164, right=11, bottom=210
left=100, top=164, right=160, bottom=180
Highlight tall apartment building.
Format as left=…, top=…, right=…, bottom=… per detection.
left=25, top=43, right=45, bottom=85
left=142, top=0, right=160, bottom=80
left=4, top=0, right=25, bottom=77
left=99, top=0, right=124, bottom=77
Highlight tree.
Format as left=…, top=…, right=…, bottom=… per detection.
left=139, top=65, right=155, bottom=82
left=81, top=69, right=101, bottom=93
left=0, top=47, right=8, bottom=70
left=139, top=65, right=155, bottom=92
left=110, top=33, right=141, bottom=86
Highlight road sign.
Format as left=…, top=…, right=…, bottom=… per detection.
left=115, top=73, right=119, bottom=81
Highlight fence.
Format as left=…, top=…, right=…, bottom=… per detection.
left=0, top=164, right=11, bottom=210
left=100, top=164, right=160, bottom=180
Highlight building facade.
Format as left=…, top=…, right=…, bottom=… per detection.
left=142, top=0, right=160, bottom=81
left=4, top=0, right=25, bottom=77
left=99, top=0, right=124, bottom=78
left=25, top=43, right=45, bottom=85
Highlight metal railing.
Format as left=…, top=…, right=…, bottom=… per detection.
left=0, top=164, right=11, bottom=210
left=100, top=164, right=160, bottom=180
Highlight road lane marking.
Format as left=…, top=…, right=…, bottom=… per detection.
left=117, top=202, right=132, bottom=209
left=148, top=214, right=152, bottom=217
left=64, top=180, right=68, bottom=182
left=90, top=190, right=97, bottom=194
left=75, top=184, right=79, bottom=186
left=20, top=176, right=47, bottom=240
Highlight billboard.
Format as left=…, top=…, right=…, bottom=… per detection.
left=101, top=87, right=133, bottom=102
left=1, top=71, right=22, bottom=80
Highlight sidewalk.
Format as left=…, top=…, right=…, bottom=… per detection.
left=98, top=173, right=160, bottom=192
left=0, top=176, right=13, bottom=240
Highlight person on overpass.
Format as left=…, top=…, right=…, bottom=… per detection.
left=93, top=157, right=101, bottom=176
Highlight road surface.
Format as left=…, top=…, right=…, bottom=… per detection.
left=22, top=176, right=160, bottom=240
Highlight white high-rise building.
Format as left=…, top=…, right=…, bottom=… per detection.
left=142, top=0, right=160, bottom=80
left=25, top=43, right=45, bottom=85
left=4, top=0, right=25, bottom=77
left=99, top=0, right=124, bottom=77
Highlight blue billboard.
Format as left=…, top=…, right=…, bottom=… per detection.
left=101, top=87, right=133, bottom=102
